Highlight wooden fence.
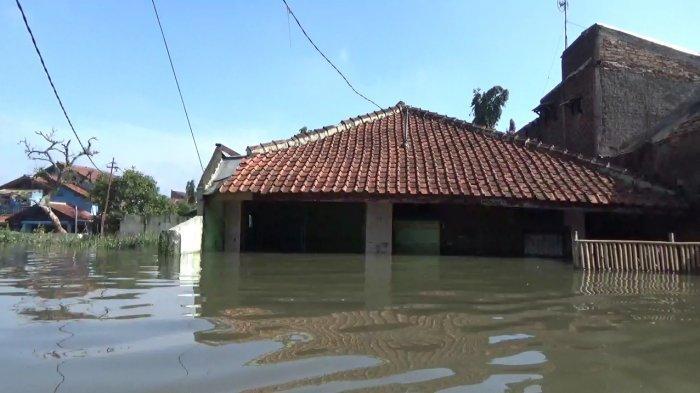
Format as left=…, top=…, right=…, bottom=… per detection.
left=573, top=233, right=700, bottom=273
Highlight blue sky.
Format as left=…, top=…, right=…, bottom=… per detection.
left=1, top=0, right=698, bottom=194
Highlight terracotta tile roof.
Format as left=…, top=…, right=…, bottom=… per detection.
left=220, top=102, right=683, bottom=209
left=69, top=165, right=103, bottom=182
left=49, top=202, right=93, bottom=221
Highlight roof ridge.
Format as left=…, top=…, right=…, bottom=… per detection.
left=403, top=104, right=677, bottom=196
left=240, top=101, right=676, bottom=197
left=246, top=102, right=405, bottom=155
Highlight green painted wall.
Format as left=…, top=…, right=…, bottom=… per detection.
left=203, top=197, right=224, bottom=251
left=393, top=220, right=440, bottom=255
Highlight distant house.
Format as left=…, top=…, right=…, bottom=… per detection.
left=6, top=202, right=93, bottom=233
left=197, top=102, right=688, bottom=257
left=170, top=190, right=186, bottom=203
left=518, top=23, right=700, bottom=200
left=0, top=164, right=102, bottom=232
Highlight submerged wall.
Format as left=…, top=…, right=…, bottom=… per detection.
left=119, top=214, right=187, bottom=236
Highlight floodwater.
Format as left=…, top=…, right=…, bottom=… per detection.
left=1, top=248, right=699, bottom=393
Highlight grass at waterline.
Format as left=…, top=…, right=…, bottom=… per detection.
left=0, top=229, right=158, bottom=250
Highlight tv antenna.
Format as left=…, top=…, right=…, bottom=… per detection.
left=557, top=0, right=569, bottom=48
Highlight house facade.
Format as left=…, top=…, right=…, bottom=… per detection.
left=0, top=164, right=102, bottom=232
left=198, top=103, right=688, bottom=257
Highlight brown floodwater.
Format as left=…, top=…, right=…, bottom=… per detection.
left=1, top=247, right=699, bottom=392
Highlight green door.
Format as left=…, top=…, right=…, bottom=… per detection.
left=394, top=220, right=440, bottom=255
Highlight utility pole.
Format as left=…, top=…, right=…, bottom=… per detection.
left=100, top=158, right=118, bottom=236
left=558, top=0, right=569, bottom=48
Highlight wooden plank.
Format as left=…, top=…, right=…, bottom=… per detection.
left=661, top=245, right=668, bottom=272
left=576, top=239, right=700, bottom=246
left=672, top=244, right=679, bottom=272
left=646, top=245, right=651, bottom=271
left=601, top=242, right=608, bottom=271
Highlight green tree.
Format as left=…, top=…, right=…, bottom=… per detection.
left=470, top=86, right=509, bottom=129
left=91, top=169, right=174, bottom=231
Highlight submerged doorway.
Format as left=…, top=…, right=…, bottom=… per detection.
left=241, top=201, right=365, bottom=253
left=393, top=203, right=568, bottom=257
left=394, top=220, right=440, bottom=254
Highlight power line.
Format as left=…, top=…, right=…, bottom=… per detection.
left=281, top=0, right=382, bottom=110
left=15, top=0, right=100, bottom=171
left=567, top=20, right=586, bottom=29
left=150, top=0, right=205, bottom=171
left=541, top=33, right=562, bottom=96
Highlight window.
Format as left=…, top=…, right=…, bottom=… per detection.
left=564, top=97, right=583, bottom=115
left=534, top=103, right=557, bottom=123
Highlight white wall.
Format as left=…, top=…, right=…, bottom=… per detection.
left=120, top=214, right=187, bottom=236
left=168, top=216, right=203, bottom=254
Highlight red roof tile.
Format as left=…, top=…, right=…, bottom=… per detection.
left=219, top=103, right=683, bottom=209
left=69, top=165, right=102, bottom=182
left=49, top=202, right=93, bottom=220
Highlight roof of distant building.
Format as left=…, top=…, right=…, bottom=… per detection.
left=171, top=190, right=186, bottom=200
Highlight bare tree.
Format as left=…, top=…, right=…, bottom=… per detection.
left=20, top=130, right=98, bottom=233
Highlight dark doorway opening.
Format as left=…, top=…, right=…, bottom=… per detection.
left=393, top=203, right=568, bottom=257
left=241, top=201, right=365, bottom=253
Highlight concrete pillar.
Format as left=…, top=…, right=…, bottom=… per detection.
left=564, top=210, right=585, bottom=266
left=365, top=201, right=392, bottom=254
left=224, top=200, right=242, bottom=252
left=364, top=254, right=391, bottom=309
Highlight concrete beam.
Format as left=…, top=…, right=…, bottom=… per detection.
left=365, top=201, right=392, bottom=254
left=224, top=200, right=242, bottom=252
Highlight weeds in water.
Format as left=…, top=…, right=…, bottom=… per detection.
left=0, top=229, right=157, bottom=250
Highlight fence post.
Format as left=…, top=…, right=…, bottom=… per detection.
left=572, top=231, right=580, bottom=268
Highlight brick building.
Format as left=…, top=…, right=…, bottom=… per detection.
left=519, top=23, right=700, bottom=199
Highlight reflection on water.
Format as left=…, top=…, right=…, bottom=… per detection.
left=1, top=247, right=700, bottom=392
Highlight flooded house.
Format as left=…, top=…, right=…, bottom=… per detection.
left=197, top=102, right=686, bottom=258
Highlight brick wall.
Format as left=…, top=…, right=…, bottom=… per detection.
left=597, top=27, right=700, bottom=157
left=521, top=24, right=700, bottom=159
